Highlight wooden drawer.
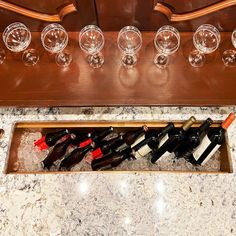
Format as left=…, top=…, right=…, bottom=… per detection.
left=5, top=120, right=233, bottom=174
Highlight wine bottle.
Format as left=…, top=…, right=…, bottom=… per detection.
left=42, top=134, right=74, bottom=169
left=78, top=126, right=114, bottom=148
left=189, top=113, right=235, bottom=165
left=91, top=147, right=132, bottom=171
left=151, top=116, right=196, bottom=163
left=122, top=125, right=149, bottom=147
left=70, top=132, right=91, bottom=146
left=91, top=135, right=124, bottom=160
left=34, top=129, right=69, bottom=150
left=174, top=118, right=213, bottom=158
left=132, top=123, right=175, bottom=159
left=59, top=144, right=94, bottom=170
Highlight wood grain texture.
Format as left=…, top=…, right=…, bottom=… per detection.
left=0, top=0, right=77, bottom=22
left=15, top=121, right=222, bottom=129
left=6, top=120, right=232, bottom=174
left=0, top=0, right=97, bottom=32
left=96, top=0, right=236, bottom=31
left=0, top=31, right=236, bottom=107
left=154, top=0, right=236, bottom=22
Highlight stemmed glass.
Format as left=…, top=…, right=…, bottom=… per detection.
left=222, top=29, right=236, bottom=67
left=79, top=25, right=105, bottom=68
left=3, top=22, right=39, bottom=66
left=117, top=26, right=142, bottom=68
left=41, top=23, right=72, bottom=67
left=189, top=24, right=220, bottom=67
left=154, top=25, right=180, bottom=69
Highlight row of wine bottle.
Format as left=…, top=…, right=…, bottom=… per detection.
left=34, top=113, right=235, bottom=171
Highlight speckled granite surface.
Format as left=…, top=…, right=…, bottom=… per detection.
left=0, top=107, right=236, bottom=236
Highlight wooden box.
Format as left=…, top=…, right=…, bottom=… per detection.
left=5, top=120, right=233, bottom=174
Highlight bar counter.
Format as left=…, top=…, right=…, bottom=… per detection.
left=0, top=106, right=235, bottom=235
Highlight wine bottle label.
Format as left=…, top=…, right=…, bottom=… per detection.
left=130, top=135, right=145, bottom=148
left=134, top=144, right=152, bottom=159
left=201, top=144, right=220, bottom=165
left=92, top=148, right=103, bottom=159
left=158, top=134, right=169, bottom=148
left=192, top=136, right=220, bottom=162
left=79, top=138, right=92, bottom=148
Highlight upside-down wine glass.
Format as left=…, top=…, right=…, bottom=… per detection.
left=79, top=25, right=105, bottom=68
left=117, top=26, right=142, bottom=68
left=41, top=23, right=72, bottom=67
left=154, top=25, right=180, bottom=69
left=189, top=24, right=220, bottom=67
left=3, top=22, right=39, bottom=66
left=222, top=29, right=236, bottom=67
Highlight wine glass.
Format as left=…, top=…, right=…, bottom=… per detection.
left=0, top=49, right=6, bottom=64
left=79, top=25, right=105, bottom=68
left=189, top=24, right=220, bottom=67
left=154, top=25, right=180, bottom=69
left=41, top=23, right=72, bottom=67
left=222, top=29, right=236, bottom=67
left=3, top=22, right=39, bottom=66
left=117, top=26, right=142, bottom=68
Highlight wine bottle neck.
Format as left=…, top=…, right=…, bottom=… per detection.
left=198, top=119, right=212, bottom=135
left=221, top=113, right=235, bottom=130
left=182, top=116, right=196, bottom=131
left=93, top=127, right=113, bottom=141
left=158, top=123, right=174, bottom=138
left=63, top=136, right=72, bottom=146
left=133, top=127, right=146, bottom=137
left=83, top=145, right=93, bottom=153
left=120, top=146, right=132, bottom=156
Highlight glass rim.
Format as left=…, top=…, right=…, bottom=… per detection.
left=41, top=23, right=68, bottom=53
left=79, top=25, right=104, bottom=54
left=3, top=22, right=31, bottom=52
left=231, top=28, right=236, bottom=48
left=117, top=25, right=142, bottom=53
left=79, top=25, right=103, bottom=36
left=154, top=25, right=180, bottom=54
left=193, top=24, right=221, bottom=54
left=3, top=22, right=29, bottom=36
left=118, top=26, right=142, bottom=37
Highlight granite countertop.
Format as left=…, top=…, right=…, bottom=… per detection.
left=0, top=106, right=236, bottom=236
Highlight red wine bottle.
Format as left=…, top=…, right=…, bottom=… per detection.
left=91, top=136, right=124, bottom=160
left=132, top=123, right=174, bottom=159
left=34, top=129, right=69, bottom=150
left=151, top=116, right=196, bottom=163
left=174, top=118, right=213, bottom=158
left=189, top=113, right=235, bottom=165
left=78, top=127, right=114, bottom=148
left=59, top=144, right=94, bottom=171
left=70, top=132, right=91, bottom=146
left=123, top=125, right=148, bottom=146
left=42, top=134, right=74, bottom=169
left=91, top=147, right=132, bottom=171
left=115, top=125, right=149, bottom=153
